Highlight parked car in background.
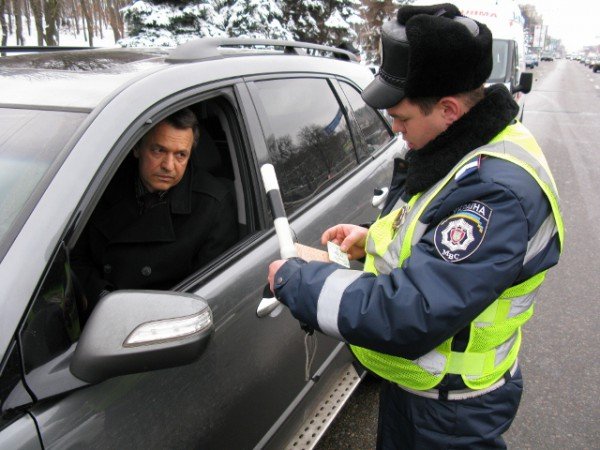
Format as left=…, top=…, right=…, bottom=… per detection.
left=592, top=57, right=600, bottom=73
left=0, top=39, right=401, bottom=449
left=525, top=53, right=539, bottom=69
left=541, top=52, right=554, bottom=61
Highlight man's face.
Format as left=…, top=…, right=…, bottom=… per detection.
left=134, top=122, right=194, bottom=192
left=386, top=98, right=449, bottom=151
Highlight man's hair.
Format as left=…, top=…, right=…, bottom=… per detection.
left=161, top=108, right=200, bottom=150
left=410, top=86, right=485, bottom=116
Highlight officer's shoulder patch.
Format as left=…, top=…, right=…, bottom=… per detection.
left=434, top=201, right=492, bottom=263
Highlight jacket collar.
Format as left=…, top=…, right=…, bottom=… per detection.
left=168, top=163, right=194, bottom=215
left=404, top=84, right=519, bottom=195
left=93, top=160, right=195, bottom=244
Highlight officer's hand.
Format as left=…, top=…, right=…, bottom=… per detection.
left=320, top=224, right=367, bottom=260
left=268, top=259, right=287, bottom=294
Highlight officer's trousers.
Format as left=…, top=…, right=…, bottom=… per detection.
left=376, top=367, right=523, bottom=449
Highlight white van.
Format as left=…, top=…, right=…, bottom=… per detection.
left=410, top=0, right=533, bottom=119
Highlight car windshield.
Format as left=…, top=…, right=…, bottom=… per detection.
left=489, top=39, right=510, bottom=83
left=0, top=108, right=86, bottom=258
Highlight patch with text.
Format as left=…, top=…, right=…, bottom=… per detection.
left=434, top=201, right=492, bottom=263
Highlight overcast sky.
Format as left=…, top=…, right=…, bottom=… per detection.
left=522, top=0, right=600, bottom=51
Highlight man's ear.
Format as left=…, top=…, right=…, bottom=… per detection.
left=438, top=97, right=463, bottom=125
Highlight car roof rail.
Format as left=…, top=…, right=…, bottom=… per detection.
left=165, top=38, right=357, bottom=63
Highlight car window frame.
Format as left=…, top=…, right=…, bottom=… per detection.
left=245, top=73, right=367, bottom=219
left=0, top=340, right=32, bottom=432
left=330, top=77, right=395, bottom=162
left=66, top=81, right=265, bottom=285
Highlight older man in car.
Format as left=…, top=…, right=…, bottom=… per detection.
left=72, top=108, right=238, bottom=312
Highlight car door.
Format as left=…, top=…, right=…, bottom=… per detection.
left=245, top=73, right=399, bottom=384
left=4, top=74, right=400, bottom=449
left=0, top=341, right=41, bottom=450
left=10, top=84, right=318, bottom=450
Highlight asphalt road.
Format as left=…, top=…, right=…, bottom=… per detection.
left=316, top=59, right=600, bottom=450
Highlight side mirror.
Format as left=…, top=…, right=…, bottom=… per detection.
left=512, top=72, right=533, bottom=95
left=70, top=290, right=213, bottom=383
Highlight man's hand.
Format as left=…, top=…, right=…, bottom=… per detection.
left=321, top=224, right=368, bottom=260
left=268, top=259, right=287, bottom=294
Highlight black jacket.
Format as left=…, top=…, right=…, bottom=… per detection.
left=71, top=159, right=238, bottom=306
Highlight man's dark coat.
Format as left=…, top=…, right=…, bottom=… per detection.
left=72, top=157, right=238, bottom=306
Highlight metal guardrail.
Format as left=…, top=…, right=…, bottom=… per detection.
left=0, top=46, right=95, bottom=54
left=165, top=38, right=358, bottom=64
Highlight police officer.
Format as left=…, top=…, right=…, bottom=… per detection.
left=268, top=3, right=564, bottom=448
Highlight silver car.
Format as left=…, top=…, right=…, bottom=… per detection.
left=0, top=39, right=401, bottom=449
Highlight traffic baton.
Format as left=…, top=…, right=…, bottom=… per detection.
left=259, top=164, right=316, bottom=374
left=260, top=164, right=298, bottom=259
left=256, top=164, right=297, bottom=317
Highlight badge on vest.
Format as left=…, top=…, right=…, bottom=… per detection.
left=434, top=201, right=492, bottom=263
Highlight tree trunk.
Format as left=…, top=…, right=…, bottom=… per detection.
left=80, top=0, right=93, bottom=47
left=24, top=0, right=31, bottom=36
left=5, top=0, right=12, bottom=35
left=116, top=0, right=124, bottom=38
left=43, top=0, right=60, bottom=45
left=94, top=0, right=103, bottom=40
left=13, top=0, right=25, bottom=45
left=0, top=0, right=8, bottom=50
left=108, top=0, right=120, bottom=42
left=71, top=0, right=80, bottom=33
left=30, top=0, right=45, bottom=45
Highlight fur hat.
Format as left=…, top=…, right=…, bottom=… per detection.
left=362, top=3, right=493, bottom=109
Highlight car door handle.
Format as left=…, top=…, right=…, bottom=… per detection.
left=257, top=296, right=284, bottom=317
left=372, top=187, right=389, bottom=209
left=257, top=284, right=284, bottom=318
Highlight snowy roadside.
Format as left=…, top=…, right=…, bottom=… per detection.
left=3, top=25, right=121, bottom=50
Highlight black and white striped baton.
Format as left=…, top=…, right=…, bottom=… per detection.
left=258, top=164, right=317, bottom=377
left=256, top=163, right=297, bottom=317
left=261, top=163, right=298, bottom=259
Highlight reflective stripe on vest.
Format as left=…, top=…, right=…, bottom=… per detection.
left=316, top=269, right=363, bottom=340
left=353, top=122, right=564, bottom=390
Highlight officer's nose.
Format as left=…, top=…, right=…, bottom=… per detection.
left=392, top=118, right=405, bottom=134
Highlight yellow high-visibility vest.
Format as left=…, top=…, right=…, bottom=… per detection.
left=351, top=122, right=564, bottom=390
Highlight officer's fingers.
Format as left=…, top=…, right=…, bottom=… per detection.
left=340, top=228, right=367, bottom=252
left=321, top=225, right=344, bottom=246
left=346, top=247, right=366, bottom=261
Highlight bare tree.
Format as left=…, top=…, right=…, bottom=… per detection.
left=1, top=0, right=8, bottom=49
left=13, top=0, right=25, bottom=45
left=24, top=0, right=31, bottom=36
left=107, top=0, right=121, bottom=41
left=80, top=0, right=93, bottom=46
left=71, top=0, right=80, bottom=34
left=43, top=0, right=60, bottom=45
left=30, top=0, right=45, bottom=45
left=5, top=0, right=12, bottom=34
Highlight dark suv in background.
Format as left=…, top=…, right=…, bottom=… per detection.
left=0, top=39, right=401, bottom=449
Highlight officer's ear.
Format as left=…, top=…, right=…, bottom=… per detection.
left=438, top=97, right=463, bottom=126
